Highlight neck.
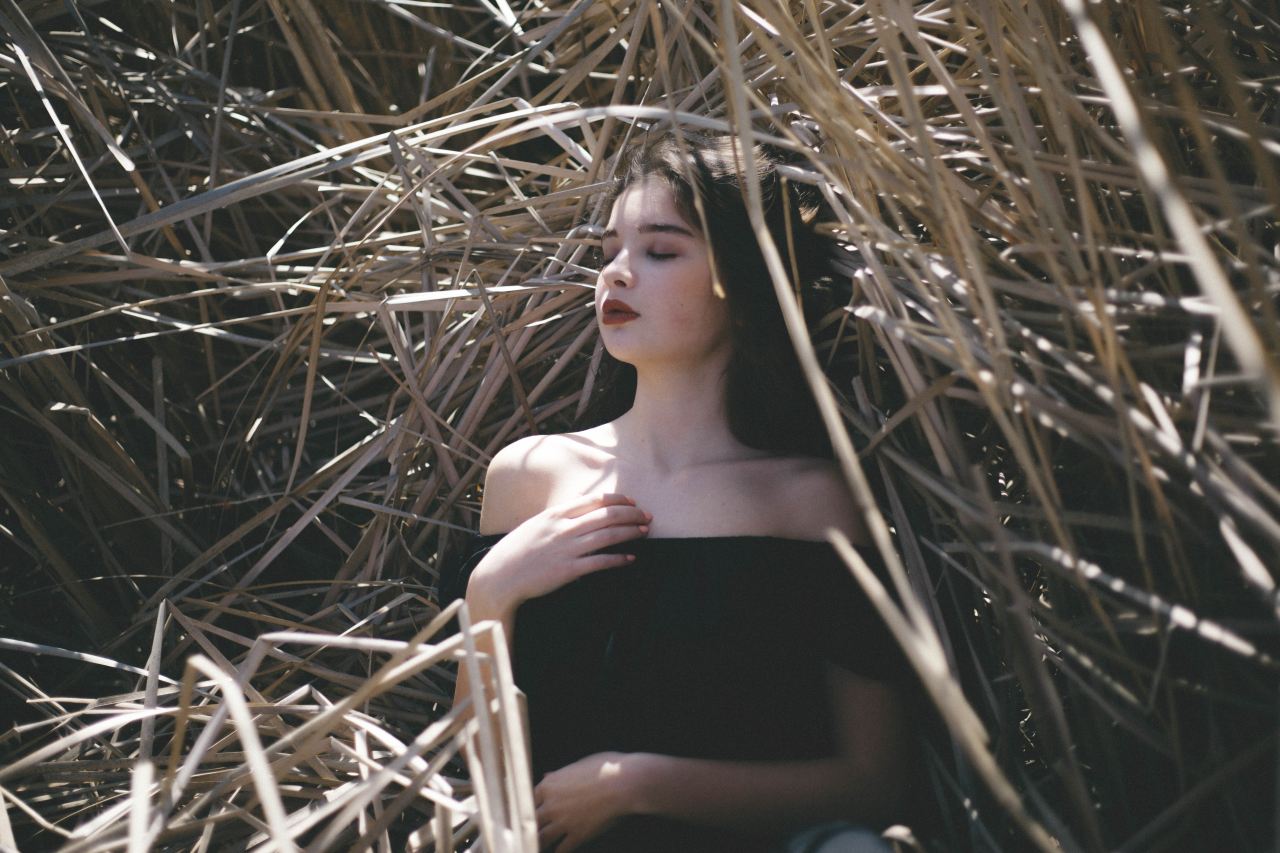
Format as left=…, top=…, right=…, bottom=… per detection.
left=610, top=353, right=751, bottom=473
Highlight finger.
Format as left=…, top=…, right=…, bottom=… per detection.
left=578, top=523, right=649, bottom=553
left=534, top=791, right=554, bottom=818
left=538, top=821, right=565, bottom=851
left=556, top=492, right=636, bottom=519
left=571, top=503, right=652, bottom=534
left=553, top=549, right=637, bottom=590
left=573, top=551, right=637, bottom=575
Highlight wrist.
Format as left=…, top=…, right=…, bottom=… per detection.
left=619, top=752, right=666, bottom=817
left=463, top=576, right=516, bottom=625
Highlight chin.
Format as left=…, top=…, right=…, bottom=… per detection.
left=599, top=340, right=642, bottom=364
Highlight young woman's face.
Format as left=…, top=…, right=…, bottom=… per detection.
left=595, top=178, right=730, bottom=368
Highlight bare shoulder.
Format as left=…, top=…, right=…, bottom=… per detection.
left=479, top=434, right=587, bottom=534
left=753, top=456, right=870, bottom=545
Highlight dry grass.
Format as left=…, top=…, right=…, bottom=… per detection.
left=1, top=0, right=1277, bottom=850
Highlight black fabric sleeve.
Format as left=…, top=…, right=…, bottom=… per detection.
left=437, top=532, right=505, bottom=608
left=816, top=545, right=913, bottom=684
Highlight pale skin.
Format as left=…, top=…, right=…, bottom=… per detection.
left=457, top=179, right=911, bottom=850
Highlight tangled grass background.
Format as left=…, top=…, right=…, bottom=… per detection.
left=1, top=0, right=1277, bottom=849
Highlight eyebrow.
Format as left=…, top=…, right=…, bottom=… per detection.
left=600, top=222, right=698, bottom=241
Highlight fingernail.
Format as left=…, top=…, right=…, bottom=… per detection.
left=638, top=525, right=649, bottom=533
left=626, top=554, right=636, bottom=561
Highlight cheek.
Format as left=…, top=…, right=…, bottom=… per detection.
left=671, top=295, right=730, bottom=339
left=668, top=262, right=718, bottom=313
left=689, top=271, right=728, bottom=319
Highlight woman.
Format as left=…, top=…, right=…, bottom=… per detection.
left=447, top=133, right=915, bottom=851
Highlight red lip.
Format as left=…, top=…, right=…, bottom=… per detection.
left=601, top=298, right=640, bottom=325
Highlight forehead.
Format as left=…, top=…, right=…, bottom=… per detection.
left=604, top=178, right=692, bottom=232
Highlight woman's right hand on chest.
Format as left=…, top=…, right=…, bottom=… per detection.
left=464, top=493, right=651, bottom=621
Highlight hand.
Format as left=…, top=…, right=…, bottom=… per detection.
left=465, top=493, right=651, bottom=621
left=535, top=751, right=641, bottom=851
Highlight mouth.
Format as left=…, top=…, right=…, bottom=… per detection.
left=600, top=298, right=640, bottom=326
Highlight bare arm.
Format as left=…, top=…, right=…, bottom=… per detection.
left=449, top=442, right=529, bottom=720
left=451, top=438, right=650, bottom=708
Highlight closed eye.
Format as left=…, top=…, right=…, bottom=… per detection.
left=647, top=251, right=676, bottom=260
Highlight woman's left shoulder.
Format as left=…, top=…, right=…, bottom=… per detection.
left=747, top=456, right=870, bottom=545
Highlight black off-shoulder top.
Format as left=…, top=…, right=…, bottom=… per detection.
left=440, top=534, right=909, bottom=852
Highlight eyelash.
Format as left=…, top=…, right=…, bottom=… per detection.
left=600, top=250, right=677, bottom=265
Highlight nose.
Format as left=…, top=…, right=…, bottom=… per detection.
left=600, top=247, right=633, bottom=288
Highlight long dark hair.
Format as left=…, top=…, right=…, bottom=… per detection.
left=581, top=131, right=834, bottom=459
